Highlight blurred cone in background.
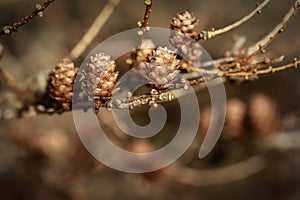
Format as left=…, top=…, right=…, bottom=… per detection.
left=248, top=94, right=279, bottom=137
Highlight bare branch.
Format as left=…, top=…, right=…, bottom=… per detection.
left=196, top=0, right=270, bottom=40
left=136, top=0, right=155, bottom=46
left=225, top=58, right=299, bottom=79
left=201, top=56, right=236, bottom=68
left=255, top=58, right=299, bottom=75
left=246, top=0, right=300, bottom=56
left=0, top=67, right=18, bottom=91
left=140, top=0, right=155, bottom=28
left=0, top=42, right=3, bottom=59
left=68, top=0, right=121, bottom=60
left=174, top=155, right=266, bottom=186
left=216, top=0, right=300, bottom=71
left=0, top=0, right=56, bottom=36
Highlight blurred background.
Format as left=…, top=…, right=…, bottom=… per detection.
left=0, top=0, right=300, bottom=199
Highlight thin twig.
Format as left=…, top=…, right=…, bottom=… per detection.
left=196, top=0, right=270, bottom=40
left=216, top=1, right=300, bottom=71
left=0, top=0, right=56, bottom=36
left=226, top=55, right=285, bottom=74
left=231, top=35, right=246, bottom=52
left=225, top=59, right=299, bottom=79
left=246, top=0, right=300, bottom=56
left=136, top=0, right=155, bottom=47
left=68, top=0, right=121, bottom=60
left=0, top=42, right=4, bottom=59
left=255, top=59, right=299, bottom=75
left=174, top=155, right=266, bottom=186
left=189, top=58, right=298, bottom=85
left=0, top=67, right=18, bottom=90
left=140, top=0, right=154, bottom=28
left=200, top=56, right=236, bottom=68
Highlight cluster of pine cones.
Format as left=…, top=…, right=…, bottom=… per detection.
left=47, top=11, right=201, bottom=112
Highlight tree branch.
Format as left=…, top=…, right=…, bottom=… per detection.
left=215, top=1, right=300, bottom=71
left=0, top=0, right=56, bottom=36
left=0, top=67, right=18, bottom=91
left=140, top=0, right=155, bottom=28
left=196, top=0, right=270, bottom=40
left=174, top=155, right=266, bottom=186
left=68, top=0, right=121, bottom=60
left=246, top=0, right=300, bottom=56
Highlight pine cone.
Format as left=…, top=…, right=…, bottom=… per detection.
left=170, top=11, right=199, bottom=39
left=82, top=53, right=119, bottom=108
left=249, top=94, right=279, bottom=137
left=48, top=59, right=78, bottom=110
left=225, top=98, right=247, bottom=138
left=129, top=140, right=168, bottom=182
left=144, top=47, right=180, bottom=89
left=170, top=11, right=202, bottom=71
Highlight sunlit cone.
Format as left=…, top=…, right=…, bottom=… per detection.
left=82, top=53, right=119, bottom=109
left=170, top=11, right=202, bottom=71
left=48, top=59, right=78, bottom=110
left=171, top=11, right=199, bottom=39
left=170, top=11, right=199, bottom=51
left=144, top=47, right=180, bottom=89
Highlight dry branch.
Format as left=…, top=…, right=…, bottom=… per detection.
left=68, top=0, right=121, bottom=60
left=196, top=0, right=270, bottom=40
left=0, top=67, right=18, bottom=91
left=141, top=0, right=154, bottom=28
left=175, top=155, right=266, bottom=186
left=246, top=0, right=300, bottom=56
left=0, top=0, right=56, bottom=36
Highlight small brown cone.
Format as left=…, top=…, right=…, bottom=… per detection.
left=129, top=140, right=168, bottom=182
left=170, top=11, right=199, bottom=52
left=82, top=53, right=119, bottom=109
left=144, top=47, right=180, bottom=89
left=48, top=59, right=78, bottom=110
left=225, top=98, right=247, bottom=138
left=199, top=106, right=212, bottom=136
left=170, top=11, right=202, bottom=72
left=249, top=94, right=279, bottom=137
left=170, top=11, right=199, bottom=39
